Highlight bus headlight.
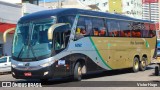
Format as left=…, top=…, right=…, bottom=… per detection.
left=11, top=64, right=16, bottom=68
left=40, top=62, right=52, bottom=67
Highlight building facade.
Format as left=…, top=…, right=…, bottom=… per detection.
left=0, top=1, right=22, bottom=56
left=142, top=0, right=160, bottom=38
left=0, top=0, right=49, bottom=56
left=122, top=0, right=142, bottom=19
left=79, top=0, right=109, bottom=12
left=39, top=0, right=90, bottom=9
left=79, top=0, right=143, bottom=19
left=142, top=0, right=159, bottom=22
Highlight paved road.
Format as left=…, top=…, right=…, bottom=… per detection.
left=0, top=64, right=160, bottom=90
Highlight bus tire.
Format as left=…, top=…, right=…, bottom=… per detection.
left=74, top=62, right=82, bottom=81
left=133, top=57, right=139, bottom=72
left=155, top=66, right=159, bottom=76
left=139, top=57, right=147, bottom=71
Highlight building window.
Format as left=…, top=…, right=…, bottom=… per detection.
left=96, top=3, right=99, bottom=6
left=103, top=2, right=107, bottom=6
left=127, top=2, right=129, bottom=6
left=131, top=1, right=133, bottom=4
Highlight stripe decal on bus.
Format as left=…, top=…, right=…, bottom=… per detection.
left=89, top=37, right=112, bottom=70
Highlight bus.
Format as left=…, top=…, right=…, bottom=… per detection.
left=6, top=8, right=157, bottom=81
left=157, top=39, right=160, bottom=56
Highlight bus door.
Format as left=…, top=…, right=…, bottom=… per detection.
left=48, top=23, right=71, bottom=77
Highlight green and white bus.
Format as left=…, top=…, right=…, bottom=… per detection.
left=6, top=8, right=157, bottom=81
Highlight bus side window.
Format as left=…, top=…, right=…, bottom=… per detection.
left=85, top=17, right=93, bottom=35
left=142, top=23, right=149, bottom=38
left=75, top=26, right=86, bottom=39
left=99, top=27, right=106, bottom=36
left=107, top=19, right=120, bottom=37
left=124, top=31, right=131, bottom=37
left=149, top=23, right=156, bottom=37
left=119, top=21, right=131, bottom=37
left=58, top=15, right=75, bottom=26
left=120, top=31, right=125, bottom=37
left=93, top=28, right=99, bottom=36
left=131, top=22, right=142, bottom=38
left=76, top=26, right=86, bottom=34
left=92, top=18, right=106, bottom=36
left=76, top=27, right=81, bottom=34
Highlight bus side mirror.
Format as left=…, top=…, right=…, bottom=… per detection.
left=48, top=23, right=71, bottom=40
left=3, top=27, right=15, bottom=43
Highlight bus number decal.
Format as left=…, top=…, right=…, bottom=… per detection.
left=75, top=43, right=82, bottom=47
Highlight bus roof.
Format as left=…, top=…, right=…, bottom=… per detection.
left=20, top=8, right=153, bottom=23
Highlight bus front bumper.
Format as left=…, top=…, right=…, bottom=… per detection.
left=12, top=65, right=54, bottom=79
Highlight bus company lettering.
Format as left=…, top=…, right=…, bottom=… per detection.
left=130, top=41, right=144, bottom=45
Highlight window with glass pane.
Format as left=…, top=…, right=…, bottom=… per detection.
left=0, top=57, right=7, bottom=63
left=119, top=21, right=131, bottom=37
left=107, top=20, right=120, bottom=37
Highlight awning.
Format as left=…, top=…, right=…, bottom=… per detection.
left=88, top=4, right=100, bottom=10
left=0, top=22, right=16, bottom=33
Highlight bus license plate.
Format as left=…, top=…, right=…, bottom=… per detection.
left=24, top=72, right=32, bottom=76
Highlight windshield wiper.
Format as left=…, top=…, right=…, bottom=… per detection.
left=17, top=46, right=25, bottom=59
left=29, top=44, right=38, bottom=61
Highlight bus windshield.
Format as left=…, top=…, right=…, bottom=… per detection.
left=12, top=18, right=55, bottom=60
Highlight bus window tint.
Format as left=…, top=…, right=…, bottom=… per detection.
left=131, top=22, right=141, bottom=37
left=58, top=15, right=75, bottom=26
left=92, top=18, right=106, bottom=36
left=142, top=23, right=149, bottom=38
left=107, top=20, right=120, bottom=37
left=76, top=16, right=86, bottom=34
left=119, top=21, right=131, bottom=37
left=85, top=17, right=93, bottom=35
left=149, top=23, right=156, bottom=37
left=54, top=32, right=65, bottom=50
left=75, top=16, right=86, bottom=39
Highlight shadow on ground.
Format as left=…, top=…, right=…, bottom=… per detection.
left=13, top=66, right=155, bottom=86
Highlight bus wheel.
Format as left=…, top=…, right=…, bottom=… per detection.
left=74, top=62, right=82, bottom=81
left=155, top=66, right=159, bottom=76
left=133, top=57, right=139, bottom=72
left=139, top=57, right=147, bottom=71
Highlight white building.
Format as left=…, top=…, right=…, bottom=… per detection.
left=39, top=0, right=91, bottom=10
left=0, top=1, right=22, bottom=56
left=79, top=0, right=109, bottom=12
left=142, top=1, right=160, bottom=38
left=22, top=3, right=49, bottom=15
left=0, top=0, right=50, bottom=56
left=0, top=0, right=22, bottom=4
left=142, top=3, right=159, bottom=22
left=79, top=0, right=142, bottom=19
left=122, top=0, right=142, bottom=19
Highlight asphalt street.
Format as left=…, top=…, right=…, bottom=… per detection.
left=0, top=64, right=159, bottom=90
